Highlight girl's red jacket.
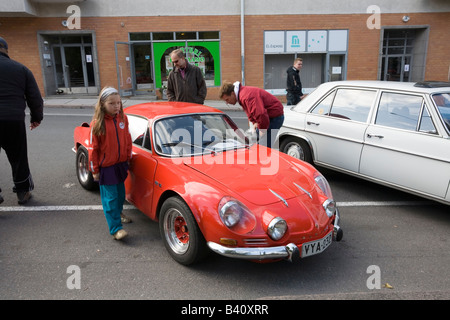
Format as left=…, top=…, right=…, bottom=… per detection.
left=88, top=113, right=132, bottom=174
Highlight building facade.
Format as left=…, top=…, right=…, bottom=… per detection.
left=0, top=0, right=449, bottom=100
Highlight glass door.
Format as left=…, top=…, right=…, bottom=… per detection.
left=381, top=55, right=411, bottom=81
left=52, top=44, right=95, bottom=94
left=329, top=54, right=345, bottom=81
left=132, top=43, right=154, bottom=95
left=115, top=42, right=133, bottom=97
left=64, top=46, right=84, bottom=88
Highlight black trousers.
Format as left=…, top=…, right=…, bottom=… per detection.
left=0, top=121, right=34, bottom=193
left=286, top=92, right=301, bottom=106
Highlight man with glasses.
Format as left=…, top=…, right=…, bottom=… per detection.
left=167, top=49, right=207, bottom=105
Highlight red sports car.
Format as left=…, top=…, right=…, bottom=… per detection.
left=73, top=102, right=343, bottom=265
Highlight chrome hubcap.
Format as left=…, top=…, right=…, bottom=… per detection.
left=286, top=143, right=304, bottom=160
left=164, top=208, right=189, bottom=255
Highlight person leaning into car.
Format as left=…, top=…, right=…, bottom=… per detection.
left=219, top=81, right=284, bottom=148
left=167, top=49, right=207, bottom=104
left=0, top=36, right=43, bottom=205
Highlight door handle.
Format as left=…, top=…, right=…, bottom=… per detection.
left=307, top=121, right=320, bottom=126
left=367, top=133, right=384, bottom=139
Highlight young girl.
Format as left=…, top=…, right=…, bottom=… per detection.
left=89, top=87, right=132, bottom=240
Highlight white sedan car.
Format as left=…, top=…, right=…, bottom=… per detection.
left=277, top=80, right=450, bottom=205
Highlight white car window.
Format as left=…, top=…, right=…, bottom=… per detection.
left=329, top=89, right=375, bottom=122
left=432, top=93, right=450, bottom=132
left=418, top=106, right=437, bottom=134
left=311, top=89, right=375, bottom=122
left=310, top=88, right=375, bottom=123
left=310, top=90, right=335, bottom=115
left=128, top=115, right=151, bottom=150
left=375, top=92, right=431, bottom=132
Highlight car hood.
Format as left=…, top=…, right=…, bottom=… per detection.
left=183, top=146, right=317, bottom=206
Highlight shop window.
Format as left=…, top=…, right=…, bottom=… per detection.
left=265, top=54, right=294, bottom=89
left=176, top=32, right=197, bottom=40
left=264, top=54, right=324, bottom=91
left=153, top=33, right=174, bottom=41
left=159, top=45, right=217, bottom=87
left=130, top=33, right=150, bottom=41
left=160, top=46, right=181, bottom=84
left=199, top=31, right=219, bottom=39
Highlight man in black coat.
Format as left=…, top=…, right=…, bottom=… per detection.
left=0, top=36, right=43, bottom=204
left=167, top=49, right=207, bottom=104
left=286, top=58, right=304, bottom=106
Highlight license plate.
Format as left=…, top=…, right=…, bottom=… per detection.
left=301, top=231, right=333, bottom=258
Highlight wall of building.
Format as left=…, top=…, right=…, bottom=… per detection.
left=27, top=0, right=450, bottom=17
left=0, top=5, right=449, bottom=98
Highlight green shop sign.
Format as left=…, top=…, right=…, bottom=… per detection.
left=153, top=41, right=221, bottom=88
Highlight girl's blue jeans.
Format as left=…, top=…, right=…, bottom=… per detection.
left=99, top=183, right=125, bottom=235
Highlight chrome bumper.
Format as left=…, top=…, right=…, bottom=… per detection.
left=208, top=209, right=343, bottom=262
left=207, top=241, right=300, bottom=262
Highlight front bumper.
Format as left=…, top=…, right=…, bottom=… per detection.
left=207, top=241, right=301, bottom=262
left=207, top=209, right=343, bottom=262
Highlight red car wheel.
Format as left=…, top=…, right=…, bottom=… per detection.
left=159, top=197, right=208, bottom=265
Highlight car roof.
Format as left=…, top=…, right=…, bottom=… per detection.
left=317, top=80, right=450, bottom=94
left=124, top=101, right=223, bottom=120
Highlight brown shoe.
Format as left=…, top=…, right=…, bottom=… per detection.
left=17, top=191, right=32, bottom=205
left=113, top=229, right=128, bottom=240
left=121, top=213, right=132, bottom=223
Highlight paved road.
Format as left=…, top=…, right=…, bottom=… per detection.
left=0, top=107, right=449, bottom=301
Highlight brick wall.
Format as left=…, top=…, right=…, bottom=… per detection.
left=0, top=12, right=448, bottom=98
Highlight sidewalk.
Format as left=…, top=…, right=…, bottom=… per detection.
left=43, top=96, right=242, bottom=111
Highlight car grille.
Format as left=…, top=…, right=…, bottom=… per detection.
left=243, top=238, right=268, bottom=246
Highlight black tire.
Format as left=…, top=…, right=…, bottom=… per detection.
left=76, top=146, right=97, bottom=190
left=280, top=137, right=313, bottom=164
left=159, top=197, right=208, bottom=265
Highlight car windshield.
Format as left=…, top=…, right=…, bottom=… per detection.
left=432, top=93, right=450, bottom=131
left=154, top=113, right=248, bottom=156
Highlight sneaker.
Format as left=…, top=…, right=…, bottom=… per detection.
left=121, top=213, right=132, bottom=223
left=17, top=191, right=32, bottom=205
left=113, top=229, right=128, bottom=240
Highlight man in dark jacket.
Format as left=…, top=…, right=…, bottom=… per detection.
left=167, top=49, right=207, bottom=104
left=0, top=36, right=43, bottom=204
left=286, top=58, right=304, bottom=105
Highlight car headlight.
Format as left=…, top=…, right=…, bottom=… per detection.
left=323, top=199, right=336, bottom=218
left=314, top=171, right=336, bottom=217
left=219, top=200, right=242, bottom=227
left=218, top=197, right=256, bottom=233
left=314, top=171, right=333, bottom=199
left=267, top=217, right=287, bottom=240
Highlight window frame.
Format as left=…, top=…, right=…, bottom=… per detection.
left=127, top=114, right=152, bottom=151
left=374, top=91, right=438, bottom=134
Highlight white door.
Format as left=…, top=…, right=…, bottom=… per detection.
left=305, top=88, right=376, bottom=172
left=360, top=91, right=450, bottom=198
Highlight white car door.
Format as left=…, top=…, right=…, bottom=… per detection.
left=305, top=88, right=376, bottom=173
left=360, top=91, right=450, bottom=199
